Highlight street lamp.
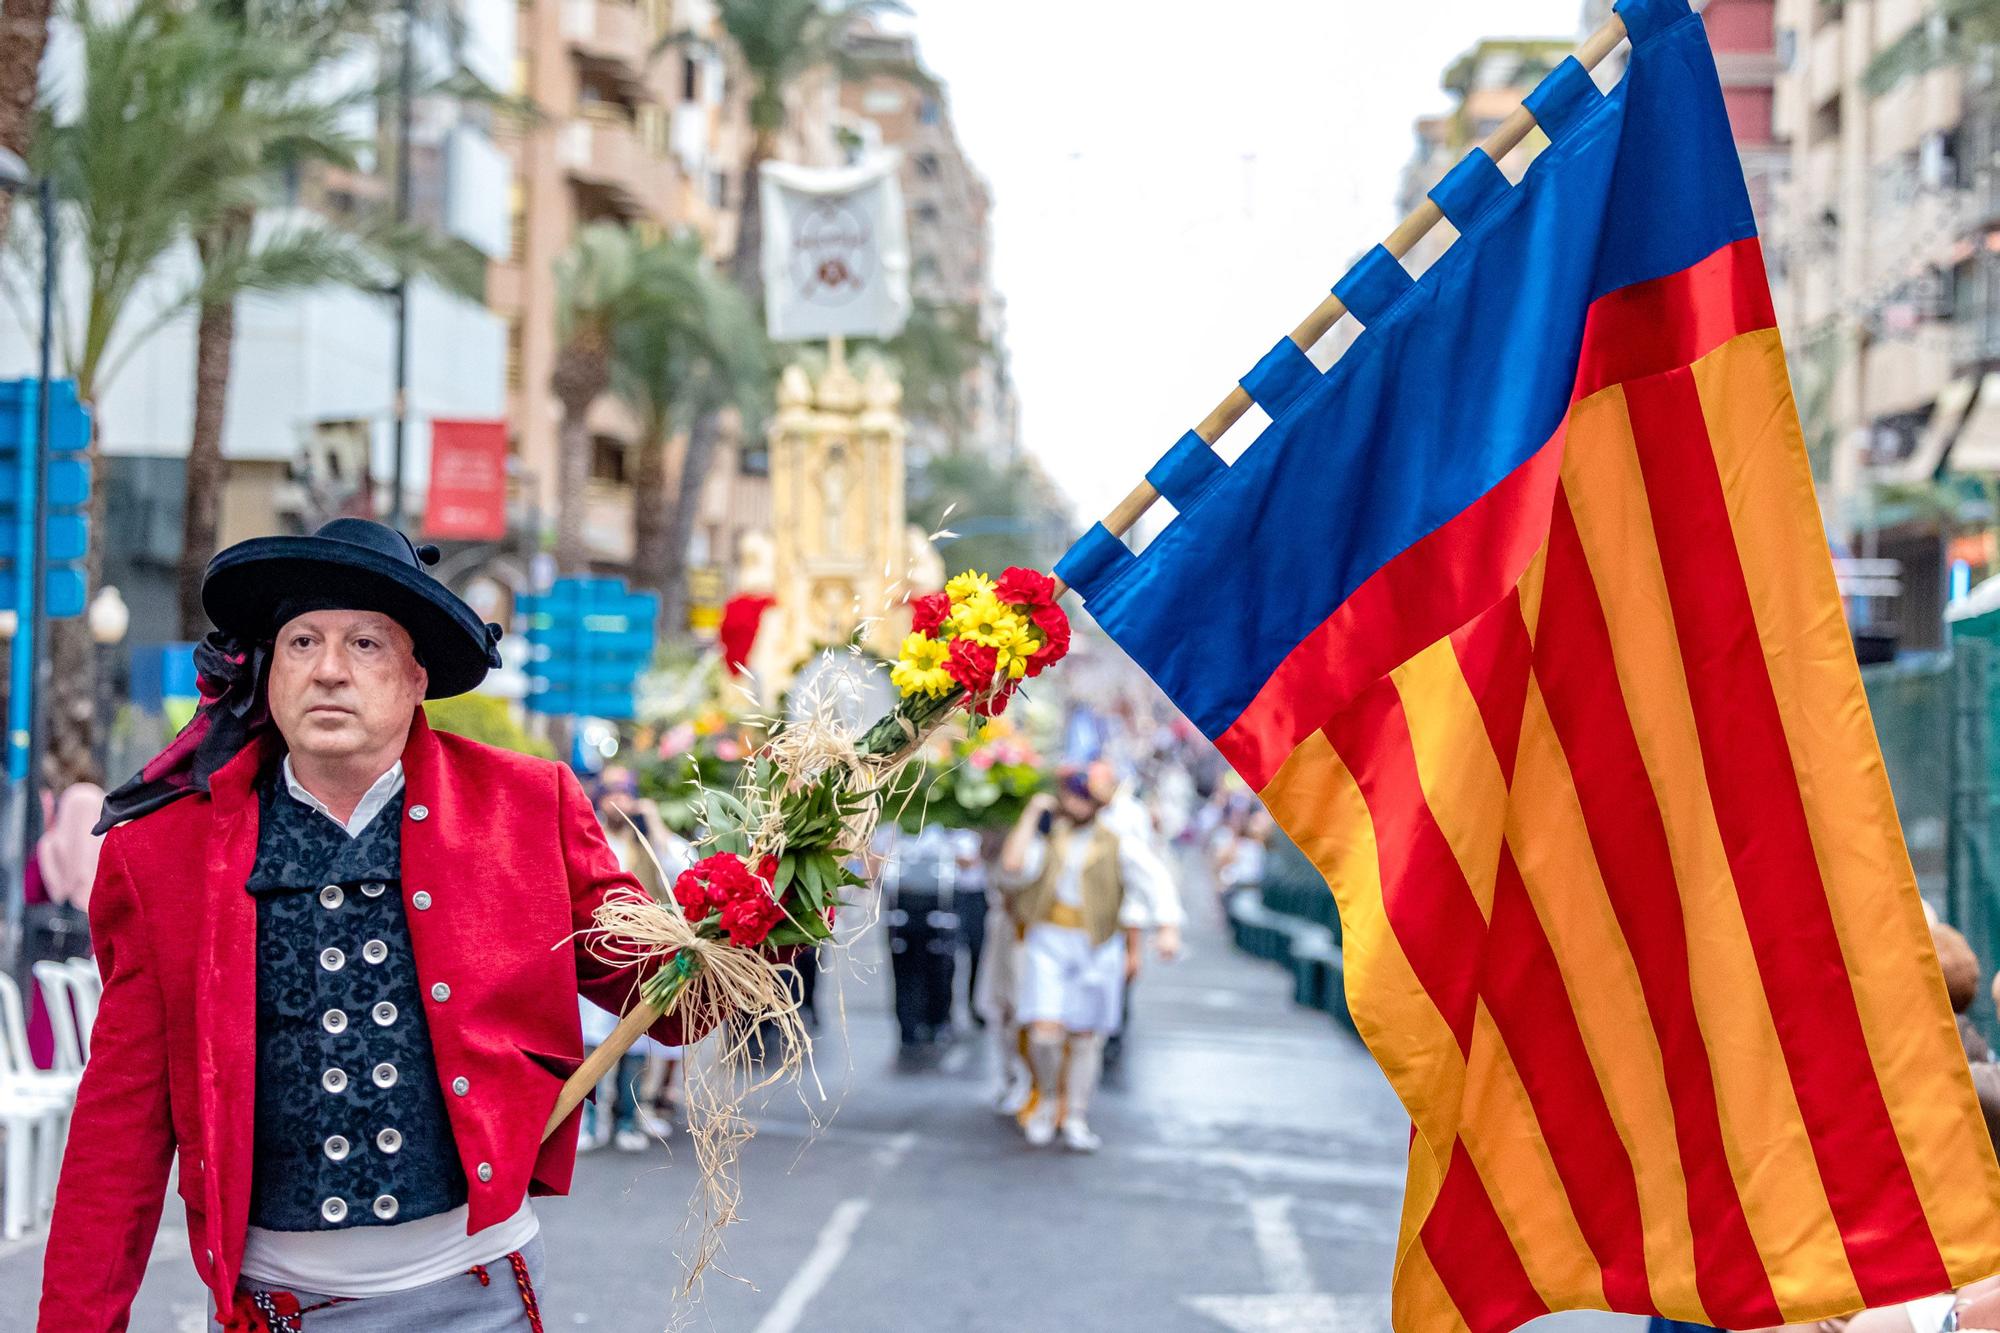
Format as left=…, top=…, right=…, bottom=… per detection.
left=0, top=145, right=58, bottom=947
left=88, top=587, right=128, bottom=779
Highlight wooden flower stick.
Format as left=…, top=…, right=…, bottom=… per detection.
left=1051, top=8, right=1633, bottom=598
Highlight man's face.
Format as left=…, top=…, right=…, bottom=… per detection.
left=267, top=609, right=427, bottom=764
left=1058, top=789, right=1102, bottom=825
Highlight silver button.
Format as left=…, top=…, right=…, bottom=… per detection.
left=322, top=1009, right=348, bottom=1035
left=412, top=891, right=432, bottom=911
left=322, top=1068, right=348, bottom=1094
left=408, top=805, right=429, bottom=822
left=323, top=1134, right=349, bottom=1162
left=318, top=884, right=344, bottom=910
left=372, top=1001, right=397, bottom=1027
left=363, top=939, right=388, bottom=964
left=451, top=1076, right=469, bottom=1096
left=372, top=1194, right=399, bottom=1220
left=372, top=1062, right=398, bottom=1089
left=430, top=982, right=451, bottom=1002
left=476, top=1162, right=492, bottom=1182
left=320, top=1197, right=348, bottom=1223
left=376, top=1127, right=402, bottom=1154
left=319, top=947, right=345, bottom=972
left=361, top=882, right=387, bottom=898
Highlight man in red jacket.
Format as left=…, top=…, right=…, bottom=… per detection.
left=38, top=519, right=695, bottom=1330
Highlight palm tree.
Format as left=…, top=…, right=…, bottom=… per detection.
left=552, top=222, right=674, bottom=573
left=610, top=232, right=768, bottom=624
left=687, top=0, right=914, bottom=301
left=18, top=0, right=381, bottom=778
left=175, top=0, right=504, bottom=638
left=0, top=0, right=57, bottom=253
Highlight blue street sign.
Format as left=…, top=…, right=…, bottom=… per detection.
left=522, top=575, right=659, bottom=720
left=0, top=378, right=92, bottom=620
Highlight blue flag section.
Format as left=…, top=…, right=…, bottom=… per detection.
left=520, top=575, right=659, bottom=720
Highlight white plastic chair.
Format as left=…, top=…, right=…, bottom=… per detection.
left=31, top=962, right=84, bottom=1075
left=0, top=972, right=73, bottom=1232
left=63, top=958, right=99, bottom=1055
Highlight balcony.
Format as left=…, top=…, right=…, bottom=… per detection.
left=558, top=114, right=671, bottom=221
left=583, top=478, right=636, bottom=565
left=562, top=0, right=652, bottom=99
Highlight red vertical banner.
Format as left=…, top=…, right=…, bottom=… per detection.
left=424, top=418, right=509, bottom=541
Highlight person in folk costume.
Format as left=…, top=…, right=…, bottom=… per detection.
left=997, top=762, right=1181, bottom=1152
left=37, top=519, right=712, bottom=1332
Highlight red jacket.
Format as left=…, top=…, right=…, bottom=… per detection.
left=38, top=714, right=693, bottom=1330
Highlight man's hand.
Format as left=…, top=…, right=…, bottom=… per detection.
left=1124, top=928, right=1144, bottom=982
left=1153, top=923, right=1183, bottom=963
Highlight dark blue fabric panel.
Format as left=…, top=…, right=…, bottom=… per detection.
left=1238, top=336, right=1319, bottom=418
left=1616, top=0, right=1689, bottom=45
left=1053, top=522, right=1134, bottom=601
left=1058, top=15, right=1754, bottom=740
left=1333, top=245, right=1416, bottom=326
left=1523, top=57, right=1602, bottom=144
left=1146, top=430, right=1228, bottom=512
left=1429, top=149, right=1511, bottom=232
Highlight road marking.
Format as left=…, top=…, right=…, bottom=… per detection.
left=1248, top=1196, right=1312, bottom=1295
left=1184, top=1197, right=1389, bottom=1331
left=751, top=1197, right=872, bottom=1333
left=871, top=1129, right=918, bottom=1169
left=1184, top=1293, right=1360, bottom=1331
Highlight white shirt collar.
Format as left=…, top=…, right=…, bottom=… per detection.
left=282, top=757, right=406, bottom=838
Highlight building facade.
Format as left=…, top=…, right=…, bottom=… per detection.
left=838, top=28, right=1019, bottom=468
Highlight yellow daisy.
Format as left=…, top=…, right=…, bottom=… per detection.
left=946, top=570, right=995, bottom=602
left=890, top=633, right=955, bottom=698
left=949, top=591, right=1027, bottom=650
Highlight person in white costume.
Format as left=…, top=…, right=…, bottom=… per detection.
left=998, top=764, right=1181, bottom=1151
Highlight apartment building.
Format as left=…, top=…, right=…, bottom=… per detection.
left=1769, top=0, right=1982, bottom=647
left=838, top=28, right=1020, bottom=467
left=491, top=0, right=848, bottom=576
left=0, top=3, right=515, bottom=647
left=1394, top=38, right=1574, bottom=275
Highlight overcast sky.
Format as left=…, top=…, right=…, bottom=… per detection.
left=887, top=0, right=1591, bottom=527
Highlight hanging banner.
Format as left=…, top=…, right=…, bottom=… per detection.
left=424, top=418, right=509, bottom=541
left=760, top=152, right=912, bottom=342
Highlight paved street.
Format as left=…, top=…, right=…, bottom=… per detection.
left=1, top=890, right=1635, bottom=1332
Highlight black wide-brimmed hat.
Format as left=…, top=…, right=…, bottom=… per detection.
left=202, top=518, right=502, bottom=698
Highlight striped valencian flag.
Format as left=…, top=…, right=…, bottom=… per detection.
left=1054, top=2, right=2000, bottom=1330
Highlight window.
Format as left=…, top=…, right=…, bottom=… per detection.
left=914, top=202, right=941, bottom=226
left=506, top=318, right=523, bottom=392
left=683, top=55, right=699, bottom=101
left=509, top=182, right=526, bottom=261
left=915, top=152, right=940, bottom=178
left=919, top=97, right=940, bottom=126
left=590, top=436, right=628, bottom=484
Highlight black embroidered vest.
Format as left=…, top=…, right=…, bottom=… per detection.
left=247, top=771, right=466, bottom=1231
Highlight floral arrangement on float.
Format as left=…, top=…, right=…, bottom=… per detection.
left=550, top=566, right=1071, bottom=1290
left=893, top=715, right=1048, bottom=834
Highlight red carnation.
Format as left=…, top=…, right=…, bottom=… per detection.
left=909, top=591, right=952, bottom=636
left=1025, top=604, right=1071, bottom=677
left=972, top=678, right=1017, bottom=718
left=994, top=566, right=1056, bottom=611
left=672, top=869, right=714, bottom=920
left=945, top=638, right=1000, bottom=693
left=718, top=890, right=786, bottom=948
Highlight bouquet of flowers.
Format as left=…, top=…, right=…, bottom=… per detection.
left=549, top=567, right=1071, bottom=1290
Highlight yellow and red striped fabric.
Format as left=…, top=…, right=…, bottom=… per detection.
left=1262, top=251, right=2000, bottom=1332
left=1056, top=9, right=2000, bottom=1327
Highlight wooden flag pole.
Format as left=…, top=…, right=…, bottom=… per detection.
left=544, top=1000, right=662, bottom=1141
left=1053, top=10, right=1633, bottom=595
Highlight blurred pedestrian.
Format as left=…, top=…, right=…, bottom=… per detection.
left=998, top=763, right=1179, bottom=1152
left=21, top=781, right=105, bottom=1067
left=590, top=765, right=688, bottom=1144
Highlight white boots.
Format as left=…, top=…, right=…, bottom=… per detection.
left=1021, top=1031, right=1105, bottom=1152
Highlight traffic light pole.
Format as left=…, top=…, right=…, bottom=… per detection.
left=386, top=0, right=415, bottom=530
